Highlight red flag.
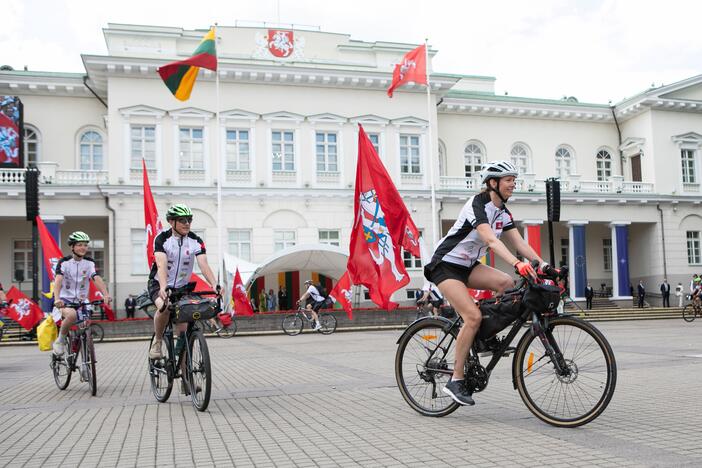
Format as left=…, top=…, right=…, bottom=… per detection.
left=329, top=271, right=353, bottom=320
left=348, top=125, right=411, bottom=309
left=143, top=158, right=163, bottom=267
left=387, top=44, right=427, bottom=98
left=4, top=286, right=44, bottom=330
left=402, top=217, right=422, bottom=259
left=36, top=216, right=63, bottom=283
left=231, top=268, right=254, bottom=316
left=190, top=273, right=211, bottom=292
left=88, top=282, right=115, bottom=321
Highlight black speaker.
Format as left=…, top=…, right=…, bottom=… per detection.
left=25, top=166, right=40, bottom=221
left=14, top=269, right=25, bottom=282
left=546, top=178, right=561, bottom=222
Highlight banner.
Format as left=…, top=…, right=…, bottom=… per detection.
left=231, top=268, right=254, bottom=316
left=329, top=271, right=353, bottom=319
left=0, top=96, right=23, bottom=167
left=4, top=286, right=44, bottom=330
left=387, top=45, right=427, bottom=98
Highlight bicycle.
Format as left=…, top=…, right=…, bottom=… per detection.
left=415, top=300, right=434, bottom=321
left=147, top=286, right=221, bottom=412
left=683, top=295, right=702, bottom=322
left=395, top=262, right=617, bottom=428
left=282, top=306, right=337, bottom=336
left=199, top=313, right=237, bottom=338
left=90, top=322, right=104, bottom=342
left=50, top=300, right=104, bottom=396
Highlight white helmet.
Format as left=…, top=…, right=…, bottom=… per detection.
left=480, top=160, right=519, bottom=184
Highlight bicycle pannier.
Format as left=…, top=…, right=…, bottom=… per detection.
left=175, top=296, right=217, bottom=323
left=477, top=295, right=523, bottom=340
left=522, top=283, right=561, bottom=314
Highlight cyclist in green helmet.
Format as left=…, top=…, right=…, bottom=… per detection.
left=52, top=231, right=111, bottom=355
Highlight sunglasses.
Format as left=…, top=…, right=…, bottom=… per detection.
left=176, top=217, right=193, bottom=224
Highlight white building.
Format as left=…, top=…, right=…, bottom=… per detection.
left=1, top=23, right=701, bottom=313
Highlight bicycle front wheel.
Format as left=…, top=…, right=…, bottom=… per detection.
left=90, top=323, right=104, bottom=343
left=395, top=318, right=460, bottom=417
left=683, top=304, right=696, bottom=322
left=282, top=314, right=303, bottom=336
left=148, top=334, right=173, bottom=402
left=52, top=353, right=71, bottom=390
left=186, top=330, right=212, bottom=412
left=318, top=313, right=337, bottom=335
left=514, top=316, right=617, bottom=427
left=82, top=333, right=97, bottom=396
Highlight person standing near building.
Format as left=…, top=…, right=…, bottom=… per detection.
left=267, top=288, right=277, bottom=311
left=258, top=289, right=268, bottom=312
left=278, top=286, right=288, bottom=311
left=585, top=283, right=594, bottom=310
left=659, top=278, right=670, bottom=308
left=124, top=294, right=137, bottom=318
left=675, top=282, right=684, bottom=307
left=637, top=280, right=646, bottom=308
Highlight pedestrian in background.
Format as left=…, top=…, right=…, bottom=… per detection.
left=660, top=278, right=670, bottom=308
left=585, top=283, right=594, bottom=310
left=637, top=280, right=645, bottom=308
left=258, top=290, right=268, bottom=312
left=267, top=288, right=277, bottom=311
left=675, top=282, right=684, bottom=307
left=124, top=294, right=136, bottom=318
left=278, top=286, right=289, bottom=311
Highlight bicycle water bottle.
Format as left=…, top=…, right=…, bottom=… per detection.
left=71, top=335, right=80, bottom=353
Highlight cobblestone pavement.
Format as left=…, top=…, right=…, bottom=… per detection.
left=0, top=319, right=701, bottom=467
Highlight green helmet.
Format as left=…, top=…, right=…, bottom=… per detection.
left=67, top=231, right=91, bottom=246
left=166, top=203, right=193, bottom=220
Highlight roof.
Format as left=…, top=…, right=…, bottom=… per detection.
left=444, top=89, right=610, bottom=108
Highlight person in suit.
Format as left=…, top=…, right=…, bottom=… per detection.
left=585, top=283, right=594, bottom=310
left=637, top=280, right=646, bottom=308
left=124, top=294, right=137, bottom=318
left=278, top=286, right=288, bottom=311
left=660, top=278, right=671, bottom=308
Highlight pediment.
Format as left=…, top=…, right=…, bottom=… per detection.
left=261, top=111, right=305, bottom=123
left=349, top=114, right=390, bottom=126
left=390, top=116, right=428, bottom=127
left=307, top=113, right=347, bottom=124
left=619, top=137, right=645, bottom=155
left=672, top=132, right=702, bottom=145
left=220, top=109, right=260, bottom=121
left=660, top=81, right=702, bottom=101
left=168, top=107, right=214, bottom=119
left=119, top=104, right=166, bottom=117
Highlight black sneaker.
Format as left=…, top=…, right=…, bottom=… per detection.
left=442, top=379, right=475, bottom=406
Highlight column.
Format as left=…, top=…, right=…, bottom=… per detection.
left=522, top=219, right=543, bottom=257
left=41, top=215, right=64, bottom=312
left=610, top=221, right=632, bottom=299
left=567, top=220, right=588, bottom=300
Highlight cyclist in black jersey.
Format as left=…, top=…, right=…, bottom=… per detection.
left=148, top=204, right=219, bottom=359
left=424, top=160, right=546, bottom=406
left=52, top=231, right=111, bottom=355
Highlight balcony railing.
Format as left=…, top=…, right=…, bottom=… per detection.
left=0, top=167, right=108, bottom=185
left=0, top=168, right=24, bottom=184
left=438, top=176, right=654, bottom=195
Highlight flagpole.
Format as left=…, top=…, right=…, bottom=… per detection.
left=214, top=24, right=224, bottom=289
left=424, top=38, right=439, bottom=247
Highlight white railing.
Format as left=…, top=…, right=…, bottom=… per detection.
left=225, top=169, right=252, bottom=183
left=129, top=168, right=158, bottom=184
left=53, top=170, right=108, bottom=185
left=439, top=176, right=477, bottom=190
left=400, top=173, right=423, bottom=185
left=272, top=170, right=297, bottom=185
left=316, top=171, right=340, bottom=185
left=622, top=181, right=654, bottom=193
left=179, top=169, right=206, bottom=183
left=683, top=182, right=701, bottom=193
left=437, top=176, right=655, bottom=195
left=0, top=168, right=24, bottom=184
left=578, top=180, right=612, bottom=193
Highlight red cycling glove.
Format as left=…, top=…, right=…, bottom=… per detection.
left=514, top=261, right=537, bottom=279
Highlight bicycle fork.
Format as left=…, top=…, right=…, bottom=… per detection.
left=531, top=313, right=569, bottom=376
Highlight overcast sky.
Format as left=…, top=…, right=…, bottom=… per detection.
left=3, top=0, right=701, bottom=104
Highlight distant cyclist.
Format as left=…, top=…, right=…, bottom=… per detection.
left=52, top=231, right=111, bottom=355
left=148, top=204, right=219, bottom=359
left=296, top=280, right=325, bottom=330
left=417, top=281, right=444, bottom=317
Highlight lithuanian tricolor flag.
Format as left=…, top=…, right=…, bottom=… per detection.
left=157, top=28, right=217, bottom=101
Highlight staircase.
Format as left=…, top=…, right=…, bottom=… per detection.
left=568, top=307, right=682, bottom=321
left=0, top=317, right=34, bottom=341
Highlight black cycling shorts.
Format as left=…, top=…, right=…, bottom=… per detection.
left=306, top=297, right=327, bottom=312
left=424, top=260, right=479, bottom=287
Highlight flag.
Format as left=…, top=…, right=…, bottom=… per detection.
left=157, top=27, right=217, bottom=101
left=36, top=216, right=63, bottom=285
left=387, top=44, right=427, bottom=98
left=348, top=125, right=411, bottom=309
left=89, top=282, right=115, bottom=321
left=329, top=271, right=353, bottom=320
left=402, top=217, right=422, bottom=259
left=231, top=268, right=254, bottom=316
left=191, top=273, right=211, bottom=292
left=4, top=286, right=44, bottom=330
left=143, top=158, right=163, bottom=267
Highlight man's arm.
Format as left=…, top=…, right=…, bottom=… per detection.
left=92, top=275, right=111, bottom=304
left=195, top=254, right=218, bottom=289
left=154, top=251, right=168, bottom=300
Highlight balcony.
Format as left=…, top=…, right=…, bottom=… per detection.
left=438, top=175, right=654, bottom=195
left=0, top=166, right=108, bottom=185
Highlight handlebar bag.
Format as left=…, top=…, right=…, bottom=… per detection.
left=477, top=294, right=523, bottom=340
left=175, top=295, right=217, bottom=323
left=523, top=283, right=561, bottom=314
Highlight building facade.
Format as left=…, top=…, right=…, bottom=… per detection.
left=1, top=23, right=701, bottom=313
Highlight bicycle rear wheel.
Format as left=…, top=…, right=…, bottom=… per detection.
left=216, top=320, right=237, bottom=338
left=282, top=314, right=303, bottom=336
left=683, top=304, right=696, bottom=322
left=395, top=318, right=460, bottom=417
left=83, top=333, right=97, bottom=396
left=186, top=330, right=211, bottom=412
left=148, top=334, right=173, bottom=402
left=318, top=313, right=337, bottom=335
left=52, top=353, right=72, bottom=390
left=514, top=316, right=617, bottom=427
left=90, top=323, right=104, bottom=343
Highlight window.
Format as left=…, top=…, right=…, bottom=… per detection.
left=438, top=140, right=447, bottom=176
left=131, top=229, right=148, bottom=275
left=510, top=144, right=529, bottom=174
left=464, top=143, right=483, bottom=178
left=682, top=149, right=697, bottom=184
left=406, top=289, right=421, bottom=300
left=274, top=230, right=296, bottom=251
left=179, top=127, right=204, bottom=170
left=79, top=131, right=103, bottom=170
left=602, top=238, right=612, bottom=271
left=316, top=132, right=338, bottom=172
left=225, top=129, right=250, bottom=171
left=131, top=126, right=155, bottom=170
left=560, top=238, right=569, bottom=267
left=400, top=134, right=421, bottom=174
left=363, top=290, right=371, bottom=300
left=228, top=229, right=251, bottom=261
left=688, top=231, right=701, bottom=265
left=368, top=133, right=380, bottom=155
left=596, top=150, right=612, bottom=181
left=272, top=130, right=295, bottom=171
left=13, top=239, right=32, bottom=282
left=319, top=229, right=340, bottom=246
left=555, top=147, right=573, bottom=179
left=24, top=126, right=39, bottom=165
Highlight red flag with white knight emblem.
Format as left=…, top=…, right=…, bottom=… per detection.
left=89, top=282, right=115, bottom=321
left=387, top=44, right=427, bottom=98
left=231, top=267, right=254, bottom=316
left=402, top=217, right=422, bottom=259
left=4, top=286, right=44, bottom=330
left=143, top=158, right=163, bottom=267
left=348, top=125, right=410, bottom=309
left=267, top=29, right=294, bottom=58
left=329, top=271, right=353, bottom=320
left=36, top=216, right=63, bottom=283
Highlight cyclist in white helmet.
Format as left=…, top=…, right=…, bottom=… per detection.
left=424, top=160, right=547, bottom=406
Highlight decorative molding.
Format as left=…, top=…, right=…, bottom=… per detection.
left=262, top=111, right=305, bottom=123
left=619, top=137, right=645, bottom=156
left=168, top=107, right=214, bottom=121
left=349, top=114, right=389, bottom=127
left=391, top=116, right=428, bottom=128
left=219, top=109, right=259, bottom=123
left=119, top=104, right=166, bottom=119
left=307, top=113, right=347, bottom=125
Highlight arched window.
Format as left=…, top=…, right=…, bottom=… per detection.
left=464, top=142, right=483, bottom=178
left=555, top=146, right=573, bottom=179
left=438, top=139, right=447, bottom=177
left=596, top=149, right=612, bottom=181
left=79, top=130, right=104, bottom=170
left=510, top=143, right=530, bottom=174
left=23, top=125, right=40, bottom=165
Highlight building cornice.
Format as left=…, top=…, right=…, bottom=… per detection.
left=0, top=71, right=92, bottom=97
